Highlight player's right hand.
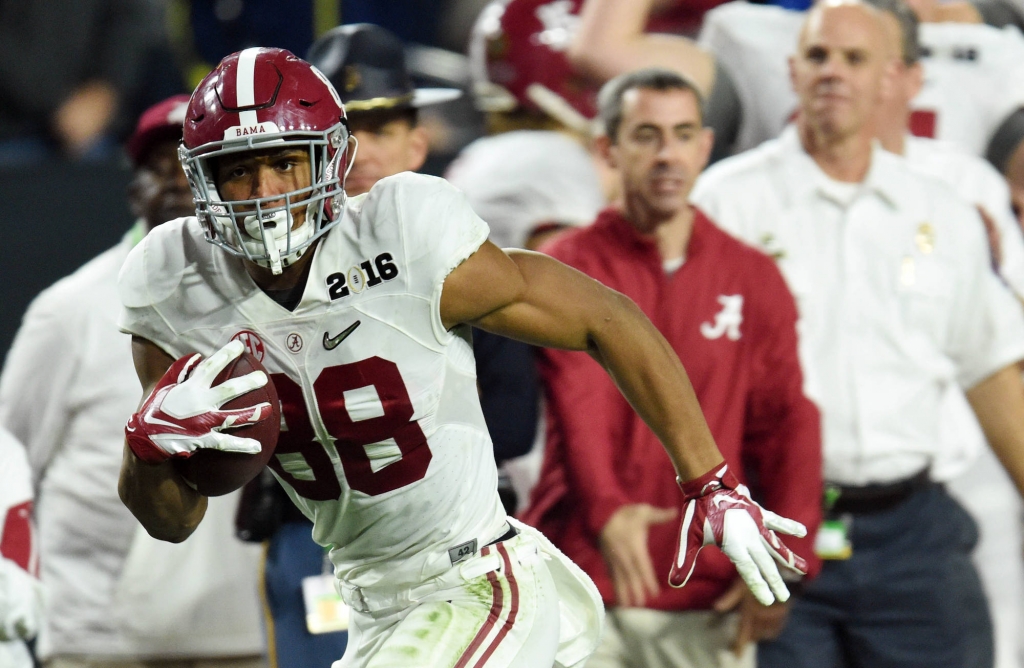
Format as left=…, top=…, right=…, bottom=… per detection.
left=670, top=463, right=807, bottom=606
left=125, top=340, right=271, bottom=464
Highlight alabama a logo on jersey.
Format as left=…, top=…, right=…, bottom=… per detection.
left=701, top=295, right=743, bottom=341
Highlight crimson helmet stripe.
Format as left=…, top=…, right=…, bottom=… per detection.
left=236, top=47, right=261, bottom=127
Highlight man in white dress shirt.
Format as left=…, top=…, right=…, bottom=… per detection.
left=691, top=2, right=1024, bottom=666
left=0, top=97, right=267, bottom=668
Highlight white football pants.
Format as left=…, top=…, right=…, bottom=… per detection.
left=334, top=524, right=601, bottom=668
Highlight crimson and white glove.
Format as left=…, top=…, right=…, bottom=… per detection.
left=670, top=463, right=807, bottom=606
left=125, top=340, right=272, bottom=464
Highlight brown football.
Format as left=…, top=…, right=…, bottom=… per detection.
left=172, top=350, right=280, bottom=496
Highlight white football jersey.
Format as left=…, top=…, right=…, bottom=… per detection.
left=700, top=2, right=1024, bottom=156
left=119, top=173, right=507, bottom=590
left=913, top=23, right=1024, bottom=156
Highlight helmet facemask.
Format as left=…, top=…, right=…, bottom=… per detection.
left=180, top=122, right=352, bottom=275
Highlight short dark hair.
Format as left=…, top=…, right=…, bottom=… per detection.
left=863, top=0, right=921, bottom=64
left=597, top=67, right=705, bottom=141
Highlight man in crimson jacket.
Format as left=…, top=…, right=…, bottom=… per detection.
left=520, top=67, right=822, bottom=668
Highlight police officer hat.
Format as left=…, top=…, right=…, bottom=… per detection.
left=307, top=24, right=462, bottom=113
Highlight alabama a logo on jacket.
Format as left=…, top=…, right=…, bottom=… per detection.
left=701, top=295, right=743, bottom=341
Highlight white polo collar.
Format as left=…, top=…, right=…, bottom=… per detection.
left=776, top=124, right=903, bottom=211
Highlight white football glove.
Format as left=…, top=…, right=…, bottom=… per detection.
left=670, top=463, right=808, bottom=606
left=125, top=340, right=271, bottom=464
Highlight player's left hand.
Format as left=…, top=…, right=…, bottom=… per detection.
left=713, top=577, right=791, bottom=656
left=669, top=463, right=807, bottom=606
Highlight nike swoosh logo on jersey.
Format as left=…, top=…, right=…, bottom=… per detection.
left=323, top=320, right=361, bottom=350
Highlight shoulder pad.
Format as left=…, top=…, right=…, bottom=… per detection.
left=117, top=218, right=192, bottom=308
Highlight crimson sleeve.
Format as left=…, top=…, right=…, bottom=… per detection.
left=741, top=259, right=823, bottom=579
left=1, top=501, right=34, bottom=574
left=539, top=345, right=633, bottom=538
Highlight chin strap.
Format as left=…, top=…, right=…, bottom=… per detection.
left=261, top=223, right=284, bottom=275
left=243, top=209, right=298, bottom=274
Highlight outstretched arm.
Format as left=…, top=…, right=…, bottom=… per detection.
left=570, top=0, right=716, bottom=96
left=442, top=242, right=721, bottom=480
left=442, top=242, right=807, bottom=605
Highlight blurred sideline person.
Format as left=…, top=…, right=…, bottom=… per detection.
left=872, top=5, right=1024, bottom=664
left=0, top=97, right=266, bottom=668
left=462, top=0, right=609, bottom=211
left=521, top=68, right=823, bottom=668
left=695, top=0, right=1024, bottom=216
left=568, top=0, right=1024, bottom=222
left=872, top=0, right=1024, bottom=295
left=116, top=46, right=810, bottom=668
left=450, top=0, right=607, bottom=248
left=232, top=24, right=464, bottom=668
left=0, top=428, right=41, bottom=668
left=448, top=0, right=608, bottom=509
left=691, top=3, right=1024, bottom=666
left=308, top=24, right=453, bottom=198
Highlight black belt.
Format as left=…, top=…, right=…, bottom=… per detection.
left=485, top=523, right=519, bottom=547
left=826, top=468, right=932, bottom=515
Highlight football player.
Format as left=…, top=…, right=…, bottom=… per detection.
left=117, top=48, right=807, bottom=668
left=455, top=0, right=607, bottom=250
left=235, top=23, right=465, bottom=668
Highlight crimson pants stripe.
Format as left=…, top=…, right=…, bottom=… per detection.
left=454, top=546, right=504, bottom=668
left=471, top=542, right=520, bottom=668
